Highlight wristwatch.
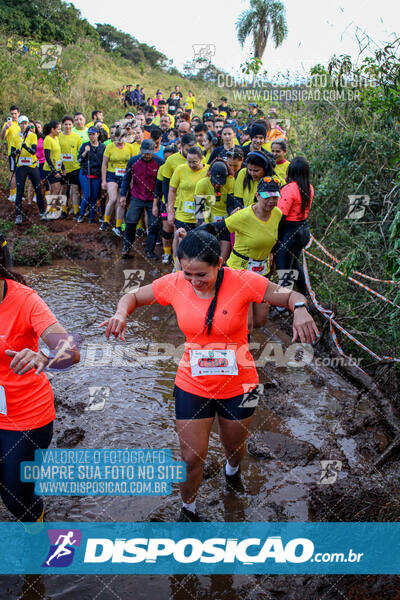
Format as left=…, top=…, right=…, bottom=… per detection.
left=39, top=347, right=56, bottom=361
left=293, top=301, right=307, bottom=311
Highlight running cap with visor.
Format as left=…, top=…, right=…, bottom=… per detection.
left=210, top=162, right=229, bottom=186
left=257, top=176, right=280, bottom=198
left=140, top=139, right=156, bottom=153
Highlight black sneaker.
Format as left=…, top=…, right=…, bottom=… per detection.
left=99, top=222, right=109, bottom=232
left=121, top=246, right=131, bottom=258
left=60, top=211, right=68, bottom=219
left=177, top=507, right=201, bottom=522
left=146, top=251, right=159, bottom=261
left=224, top=465, right=244, bottom=492
left=136, top=227, right=145, bottom=238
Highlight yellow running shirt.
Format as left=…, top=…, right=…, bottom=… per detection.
left=11, top=131, right=38, bottom=168
left=171, top=164, right=209, bottom=224
left=58, top=132, right=82, bottom=172
left=184, top=96, right=195, bottom=110
left=274, top=160, right=290, bottom=185
left=104, top=142, right=135, bottom=174
left=226, top=205, right=282, bottom=273
left=131, top=142, right=141, bottom=156
left=43, top=135, right=62, bottom=171
left=234, top=167, right=259, bottom=208
left=194, top=176, right=235, bottom=221
left=2, top=121, right=20, bottom=155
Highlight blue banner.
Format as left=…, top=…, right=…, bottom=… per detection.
left=0, top=522, right=399, bottom=574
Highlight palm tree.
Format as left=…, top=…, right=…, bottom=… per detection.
left=236, top=0, right=288, bottom=62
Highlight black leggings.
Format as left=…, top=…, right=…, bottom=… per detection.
left=15, top=166, right=45, bottom=215
left=274, top=220, right=310, bottom=295
left=0, top=421, right=53, bottom=521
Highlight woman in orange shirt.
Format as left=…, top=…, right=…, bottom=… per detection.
left=101, top=229, right=319, bottom=521
left=275, top=156, right=315, bottom=298
left=0, top=234, right=80, bottom=522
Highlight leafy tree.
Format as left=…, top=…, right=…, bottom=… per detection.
left=95, top=23, right=167, bottom=68
left=0, top=0, right=98, bottom=44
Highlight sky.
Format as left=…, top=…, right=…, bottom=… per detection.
left=71, top=0, right=398, bottom=78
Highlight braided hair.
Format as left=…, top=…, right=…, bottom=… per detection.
left=177, top=227, right=223, bottom=335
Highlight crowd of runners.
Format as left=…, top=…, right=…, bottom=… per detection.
left=0, top=85, right=319, bottom=523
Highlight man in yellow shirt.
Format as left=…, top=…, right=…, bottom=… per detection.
left=59, top=115, right=83, bottom=218
left=1, top=104, right=21, bottom=201
left=86, top=109, right=110, bottom=138
left=153, top=100, right=175, bottom=127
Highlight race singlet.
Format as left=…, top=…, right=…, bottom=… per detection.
left=190, top=349, right=238, bottom=377
left=247, top=257, right=268, bottom=276
left=115, top=168, right=126, bottom=177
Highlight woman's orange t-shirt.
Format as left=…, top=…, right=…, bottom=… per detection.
left=152, top=268, right=268, bottom=399
left=278, top=181, right=314, bottom=221
left=0, top=279, right=58, bottom=431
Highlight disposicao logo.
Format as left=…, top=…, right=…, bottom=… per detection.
left=42, top=529, right=82, bottom=567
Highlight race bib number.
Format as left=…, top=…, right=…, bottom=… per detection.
left=56, top=161, right=62, bottom=170
left=247, top=257, right=268, bottom=276
left=184, top=201, right=195, bottom=214
left=115, top=168, right=126, bottom=177
left=19, top=157, right=32, bottom=166
left=61, top=153, right=73, bottom=162
left=0, top=385, right=7, bottom=415
left=212, top=215, right=224, bottom=223
left=190, top=349, right=238, bottom=377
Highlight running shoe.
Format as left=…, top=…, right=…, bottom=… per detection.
left=15, top=215, right=22, bottom=225
left=60, top=211, right=68, bottom=219
left=77, top=216, right=85, bottom=223
left=161, top=253, right=171, bottom=264
left=112, top=226, right=123, bottom=238
left=177, top=507, right=201, bottom=522
left=39, top=213, right=47, bottom=221
left=99, top=222, right=109, bottom=232
left=136, top=227, right=145, bottom=238
left=224, top=465, right=244, bottom=492
left=8, top=194, right=15, bottom=203
left=73, top=214, right=79, bottom=221
left=146, top=251, right=159, bottom=261
left=121, top=246, right=131, bottom=259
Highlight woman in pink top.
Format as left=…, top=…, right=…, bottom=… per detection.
left=274, top=156, right=314, bottom=296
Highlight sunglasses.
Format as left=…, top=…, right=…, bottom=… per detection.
left=262, top=176, right=280, bottom=184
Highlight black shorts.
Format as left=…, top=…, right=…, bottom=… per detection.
left=63, top=169, right=80, bottom=186
left=173, top=385, right=259, bottom=420
left=45, top=171, right=62, bottom=185
left=174, top=219, right=196, bottom=232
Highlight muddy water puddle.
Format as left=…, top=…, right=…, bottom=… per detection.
left=0, top=259, right=398, bottom=599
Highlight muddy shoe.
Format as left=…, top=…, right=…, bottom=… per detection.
left=146, top=251, right=159, bottom=261
left=177, top=507, right=202, bottom=522
left=77, top=216, right=85, bottom=223
left=121, top=246, right=131, bottom=259
left=112, top=226, right=123, bottom=238
left=99, top=222, right=109, bottom=232
left=15, top=215, right=22, bottom=225
left=39, top=213, right=47, bottom=221
left=224, top=466, right=244, bottom=493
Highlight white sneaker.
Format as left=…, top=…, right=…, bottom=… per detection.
left=162, top=253, right=171, bottom=264
left=8, top=194, right=15, bottom=203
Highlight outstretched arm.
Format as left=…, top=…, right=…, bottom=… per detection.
left=99, top=284, right=156, bottom=341
left=263, top=281, right=319, bottom=344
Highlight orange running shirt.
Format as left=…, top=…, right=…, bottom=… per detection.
left=0, top=279, right=58, bottom=431
left=278, top=181, right=314, bottom=221
left=152, top=268, right=268, bottom=398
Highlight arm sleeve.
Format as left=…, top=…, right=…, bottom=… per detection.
left=120, top=158, right=134, bottom=197
left=154, top=178, right=162, bottom=199
left=162, top=177, right=170, bottom=203
left=44, top=148, right=56, bottom=172
left=27, top=291, right=58, bottom=338
left=151, top=272, right=179, bottom=306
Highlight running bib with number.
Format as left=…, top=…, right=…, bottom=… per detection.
left=115, top=168, right=125, bottom=177
left=190, top=349, right=238, bottom=377
left=247, top=257, right=268, bottom=276
left=212, top=215, right=224, bottom=223
left=184, top=201, right=195, bottom=214
left=61, top=153, right=73, bottom=162
left=55, top=161, right=61, bottom=170
left=0, top=385, right=7, bottom=415
left=19, top=157, right=33, bottom=166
